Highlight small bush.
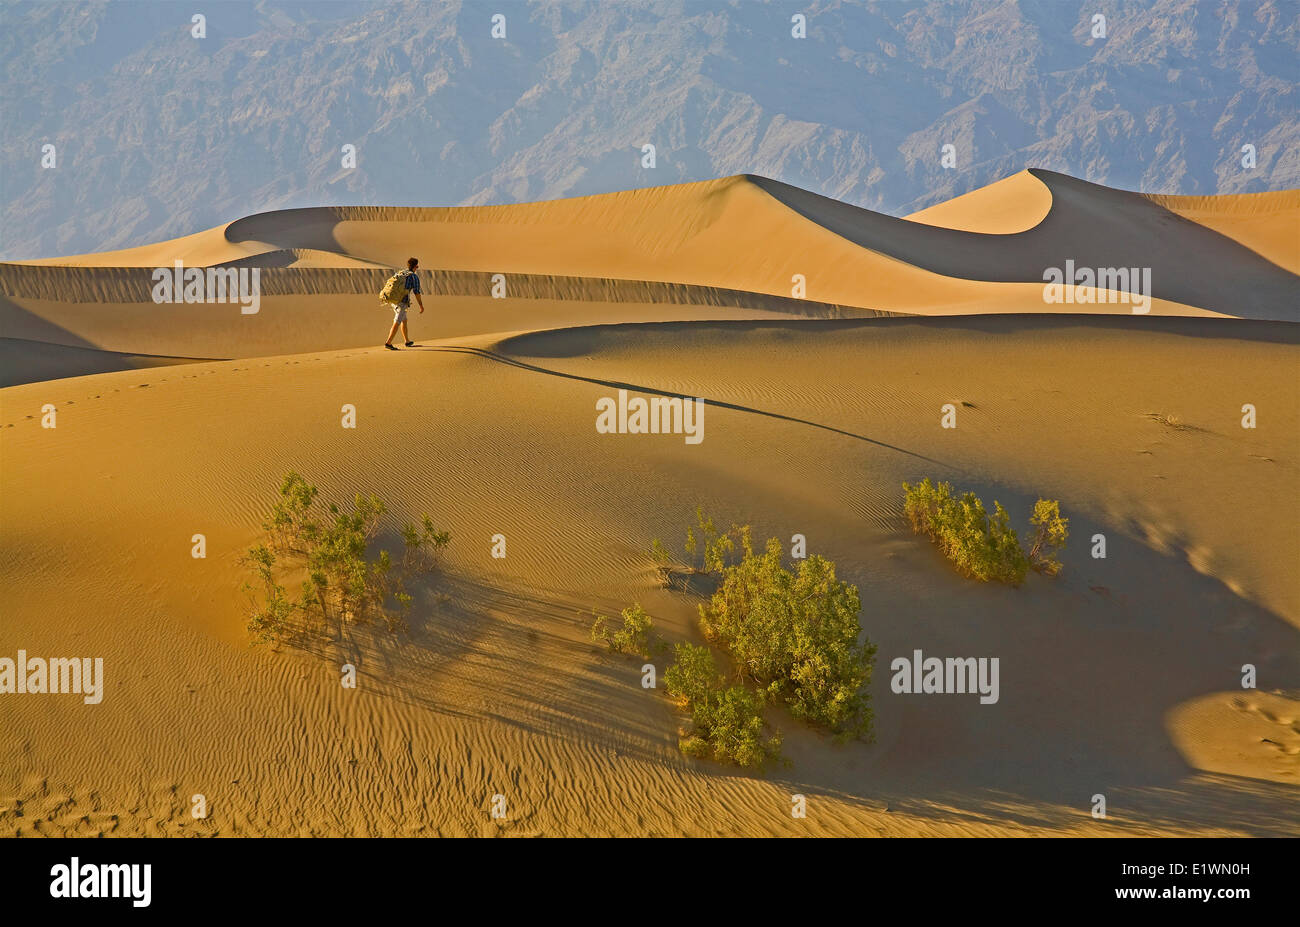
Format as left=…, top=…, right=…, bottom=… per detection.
left=243, top=472, right=450, bottom=644
left=1028, top=498, right=1068, bottom=575
left=665, top=643, right=781, bottom=768
left=591, top=603, right=656, bottom=658
left=663, top=640, right=719, bottom=707
left=243, top=544, right=293, bottom=646
left=699, top=539, right=875, bottom=738
left=902, top=478, right=1028, bottom=585
left=683, top=507, right=750, bottom=574
left=263, top=471, right=320, bottom=552
left=649, top=510, right=877, bottom=762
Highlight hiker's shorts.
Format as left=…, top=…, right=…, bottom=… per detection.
left=390, top=302, right=408, bottom=323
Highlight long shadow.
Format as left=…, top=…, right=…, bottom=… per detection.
left=495, top=315, right=1300, bottom=355
left=287, top=570, right=683, bottom=768
left=427, top=343, right=964, bottom=473
left=763, top=483, right=1300, bottom=834
left=0, top=296, right=224, bottom=387
left=269, top=472, right=1300, bottom=834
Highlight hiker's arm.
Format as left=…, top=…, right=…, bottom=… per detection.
left=416, top=292, right=425, bottom=313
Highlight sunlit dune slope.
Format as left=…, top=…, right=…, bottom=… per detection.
left=905, top=172, right=1300, bottom=284
left=752, top=169, right=1298, bottom=320
left=903, top=170, right=1054, bottom=234
left=1, top=316, right=1296, bottom=836
left=0, top=288, right=872, bottom=385
left=5, top=171, right=1294, bottom=355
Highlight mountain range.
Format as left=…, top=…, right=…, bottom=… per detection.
left=1, top=0, right=1296, bottom=259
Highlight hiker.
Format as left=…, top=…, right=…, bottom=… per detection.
left=381, top=257, right=425, bottom=349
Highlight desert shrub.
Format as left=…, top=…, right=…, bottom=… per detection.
left=243, top=544, right=294, bottom=646
left=1027, top=498, right=1068, bottom=575
left=902, top=476, right=943, bottom=535
left=663, top=640, right=717, bottom=706
left=665, top=643, right=781, bottom=768
left=263, top=471, right=320, bottom=552
left=902, top=479, right=1028, bottom=585
left=591, top=603, right=656, bottom=658
left=698, top=539, right=876, bottom=739
left=243, top=472, right=450, bottom=644
left=401, top=515, right=452, bottom=575
left=300, top=492, right=387, bottom=627
left=683, top=507, right=750, bottom=574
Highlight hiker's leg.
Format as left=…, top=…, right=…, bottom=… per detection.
left=401, top=319, right=409, bottom=342
left=386, top=305, right=407, bottom=345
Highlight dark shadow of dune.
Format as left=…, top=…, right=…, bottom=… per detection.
left=0, top=293, right=103, bottom=351
left=215, top=249, right=387, bottom=269
left=496, top=314, right=1300, bottom=355
left=429, top=342, right=961, bottom=472
left=281, top=487, right=1300, bottom=835
left=655, top=482, right=1300, bottom=835
left=0, top=337, right=213, bottom=388
left=223, top=206, right=350, bottom=253
left=217, top=249, right=300, bottom=268
left=0, top=294, right=224, bottom=387
left=748, top=169, right=1300, bottom=321
left=288, top=571, right=681, bottom=768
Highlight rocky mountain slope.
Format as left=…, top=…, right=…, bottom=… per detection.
left=2, top=0, right=1296, bottom=259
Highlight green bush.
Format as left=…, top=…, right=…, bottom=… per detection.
left=665, top=643, right=781, bottom=768
left=683, top=507, right=750, bottom=574
left=902, top=478, right=1028, bottom=585
left=244, top=544, right=293, bottom=646
left=650, top=538, right=672, bottom=565
left=646, top=510, right=877, bottom=762
left=263, top=471, right=320, bottom=552
left=243, top=472, right=450, bottom=644
left=698, top=538, right=876, bottom=739
left=1028, top=498, right=1068, bottom=575
left=591, top=603, right=656, bottom=658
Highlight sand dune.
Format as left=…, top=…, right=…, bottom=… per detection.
left=4, top=171, right=1294, bottom=362
left=15, top=223, right=264, bottom=270
left=0, top=337, right=206, bottom=388
left=2, top=172, right=1297, bottom=837
left=217, top=249, right=389, bottom=270
left=904, top=170, right=1055, bottom=234
left=753, top=170, right=1297, bottom=319
left=909, top=174, right=1300, bottom=277
left=1, top=315, right=1296, bottom=836
left=1143, top=189, right=1300, bottom=275
left=0, top=288, right=875, bottom=373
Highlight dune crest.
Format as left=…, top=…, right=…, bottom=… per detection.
left=904, top=170, right=1054, bottom=234
left=5, top=171, right=1294, bottom=342
left=2, top=166, right=1297, bottom=839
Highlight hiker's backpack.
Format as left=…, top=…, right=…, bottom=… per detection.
left=379, top=270, right=412, bottom=305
